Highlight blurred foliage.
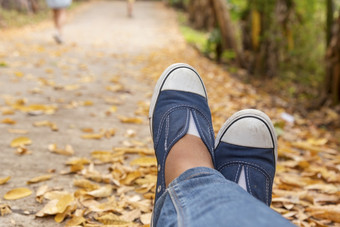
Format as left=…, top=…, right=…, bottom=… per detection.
left=0, top=0, right=81, bottom=28
left=228, top=0, right=330, bottom=102
left=165, top=0, right=190, bottom=9
left=176, top=0, right=340, bottom=104
left=0, top=7, right=49, bottom=28
left=178, top=12, right=230, bottom=61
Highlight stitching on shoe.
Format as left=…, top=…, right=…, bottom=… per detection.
left=245, top=166, right=253, bottom=195
left=265, top=174, right=269, bottom=205
left=160, top=110, right=189, bottom=194
left=160, top=115, right=170, bottom=195
left=219, top=161, right=272, bottom=204
left=192, top=109, right=215, bottom=154
left=234, top=165, right=241, bottom=182
left=164, top=116, right=170, bottom=151
left=154, top=105, right=212, bottom=147
left=247, top=165, right=270, bottom=205
left=167, top=109, right=190, bottom=150
left=192, top=110, right=209, bottom=149
left=218, top=161, right=273, bottom=182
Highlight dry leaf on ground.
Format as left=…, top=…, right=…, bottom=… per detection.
left=4, top=187, right=32, bottom=200
left=27, top=174, right=53, bottom=184
left=0, top=176, right=11, bottom=185
left=10, top=137, right=32, bottom=147
left=0, top=204, right=12, bottom=216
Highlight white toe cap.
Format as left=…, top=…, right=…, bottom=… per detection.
left=221, top=117, right=274, bottom=148
left=161, top=68, right=206, bottom=97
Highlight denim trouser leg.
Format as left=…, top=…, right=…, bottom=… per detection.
left=153, top=167, right=294, bottom=227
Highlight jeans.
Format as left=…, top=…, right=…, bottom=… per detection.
left=152, top=167, right=294, bottom=227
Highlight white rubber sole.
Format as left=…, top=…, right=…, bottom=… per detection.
left=148, top=63, right=207, bottom=137
left=215, top=109, right=278, bottom=163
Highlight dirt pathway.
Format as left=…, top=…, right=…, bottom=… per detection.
left=0, top=1, right=183, bottom=226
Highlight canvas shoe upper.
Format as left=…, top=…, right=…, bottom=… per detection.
left=149, top=63, right=215, bottom=203
left=214, top=109, right=278, bottom=206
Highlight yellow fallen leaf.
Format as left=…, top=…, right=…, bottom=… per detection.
left=1, top=118, right=16, bottom=124
left=91, top=150, right=124, bottom=163
left=10, top=137, right=32, bottom=147
left=65, top=157, right=90, bottom=165
left=104, top=129, right=116, bottom=138
left=86, top=185, right=112, bottom=198
left=109, top=105, right=117, bottom=113
left=36, top=200, right=58, bottom=217
left=114, top=147, right=154, bottom=155
left=65, top=215, right=86, bottom=226
left=121, top=171, right=141, bottom=185
left=106, top=84, right=126, bottom=92
left=55, top=203, right=77, bottom=223
left=15, top=146, right=32, bottom=155
left=118, top=116, right=143, bottom=124
left=13, top=104, right=57, bottom=114
left=81, top=133, right=103, bottom=140
left=140, top=212, right=152, bottom=225
left=83, top=100, right=93, bottom=106
left=65, top=145, right=74, bottom=155
left=70, top=163, right=84, bottom=173
left=4, top=188, right=32, bottom=200
left=0, top=204, right=12, bottom=216
left=14, top=71, right=24, bottom=77
left=2, top=109, right=15, bottom=115
left=64, top=84, right=79, bottom=91
left=135, top=175, right=157, bottom=185
left=33, top=120, right=58, bottom=131
left=307, top=138, right=328, bottom=146
left=8, top=129, right=28, bottom=134
left=36, top=192, right=74, bottom=216
left=306, top=205, right=340, bottom=223
left=86, top=198, right=121, bottom=213
left=48, top=144, right=74, bottom=156
left=305, top=184, right=340, bottom=194
left=81, top=127, right=94, bottom=133
left=130, top=157, right=157, bottom=167
left=36, top=185, right=50, bottom=203
left=27, top=174, right=53, bottom=184
left=73, top=179, right=100, bottom=191
left=95, top=213, right=130, bottom=225
left=45, top=68, right=54, bottom=73
left=0, top=176, right=11, bottom=185
left=120, top=209, right=141, bottom=222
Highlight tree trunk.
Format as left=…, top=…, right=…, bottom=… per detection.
left=325, top=12, right=340, bottom=105
left=242, top=0, right=295, bottom=78
left=326, top=0, right=334, bottom=47
left=210, top=0, right=244, bottom=66
left=28, top=0, right=39, bottom=13
left=1, top=0, right=31, bottom=12
left=188, top=0, right=215, bottom=31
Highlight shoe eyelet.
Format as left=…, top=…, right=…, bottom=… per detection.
left=157, top=185, right=161, bottom=193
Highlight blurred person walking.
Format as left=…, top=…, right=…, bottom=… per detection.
left=127, top=0, right=134, bottom=17
left=46, top=0, right=72, bottom=44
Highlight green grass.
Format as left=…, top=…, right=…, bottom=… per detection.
left=179, top=25, right=208, bottom=51
left=0, top=8, right=49, bottom=28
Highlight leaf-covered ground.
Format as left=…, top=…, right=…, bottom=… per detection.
left=0, top=1, right=339, bottom=227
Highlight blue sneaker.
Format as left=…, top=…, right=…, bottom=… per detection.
left=149, top=63, right=215, bottom=203
left=214, top=109, right=278, bottom=206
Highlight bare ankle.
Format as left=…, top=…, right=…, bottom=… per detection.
left=165, top=134, right=213, bottom=186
